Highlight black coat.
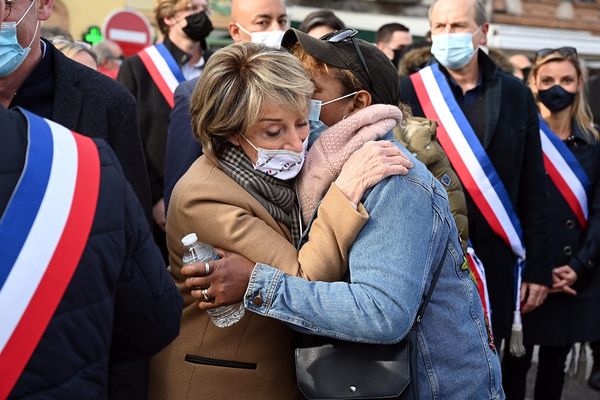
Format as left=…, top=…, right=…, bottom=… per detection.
left=10, top=41, right=152, bottom=223
left=2, top=108, right=182, bottom=399
left=523, top=123, right=600, bottom=346
left=163, top=77, right=202, bottom=211
left=399, top=52, right=552, bottom=339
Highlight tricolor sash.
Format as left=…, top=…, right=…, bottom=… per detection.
left=539, top=117, right=590, bottom=228
left=0, top=110, right=100, bottom=399
left=410, top=64, right=527, bottom=319
left=466, top=246, right=491, bottom=325
left=138, top=43, right=186, bottom=108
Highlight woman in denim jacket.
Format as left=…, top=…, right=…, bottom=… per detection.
left=186, top=29, right=504, bottom=399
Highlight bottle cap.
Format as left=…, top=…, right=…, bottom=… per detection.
left=181, top=233, right=198, bottom=247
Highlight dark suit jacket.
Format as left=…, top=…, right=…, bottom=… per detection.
left=399, top=51, right=552, bottom=338
left=9, top=41, right=152, bottom=222
left=163, top=77, right=203, bottom=211
left=2, top=107, right=182, bottom=399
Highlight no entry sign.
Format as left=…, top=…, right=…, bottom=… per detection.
left=103, top=8, right=153, bottom=56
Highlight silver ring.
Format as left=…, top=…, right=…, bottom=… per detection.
left=204, top=261, right=210, bottom=275
left=202, top=288, right=210, bottom=301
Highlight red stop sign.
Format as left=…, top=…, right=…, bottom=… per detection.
left=103, top=8, right=153, bottom=57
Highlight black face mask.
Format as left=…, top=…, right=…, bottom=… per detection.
left=183, top=11, right=213, bottom=42
left=391, top=48, right=404, bottom=69
left=538, top=85, right=576, bottom=112
left=521, top=67, right=531, bottom=84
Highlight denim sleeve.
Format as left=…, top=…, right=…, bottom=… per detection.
left=244, top=171, right=450, bottom=344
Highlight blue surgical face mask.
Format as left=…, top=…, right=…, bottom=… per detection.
left=431, top=28, right=480, bottom=70
left=308, top=91, right=358, bottom=122
left=0, top=0, right=39, bottom=77
left=308, top=120, right=327, bottom=148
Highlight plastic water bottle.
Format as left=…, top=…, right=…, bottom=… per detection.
left=181, top=233, right=245, bottom=328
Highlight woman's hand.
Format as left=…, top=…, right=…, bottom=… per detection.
left=548, top=265, right=578, bottom=296
left=335, top=140, right=413, bottom=205
left=180, top=249, right=256, bottom=310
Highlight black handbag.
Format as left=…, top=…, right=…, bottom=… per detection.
left=294, top=246, right=447, bottom=400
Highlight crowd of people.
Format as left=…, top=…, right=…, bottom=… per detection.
left=2, top=0, right=600, bottom=399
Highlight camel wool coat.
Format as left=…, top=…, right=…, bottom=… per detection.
left=148, top=155, right=368, bottom=400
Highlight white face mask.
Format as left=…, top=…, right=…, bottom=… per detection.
left=241, top=134, right=308, bottom=180
left=308, top=92, right=358, bottom=121
left=236, top=23, right=284, bottom=48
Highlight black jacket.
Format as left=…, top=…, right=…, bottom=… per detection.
left=2, top=108, right=182, bottom=399
left=164, top=77, right=202, bottom=211
left=399, top=51, right=552, bottom=338
left=523, top=123, right=600, bottom=346
left=10, top=41, right=152, bottom=223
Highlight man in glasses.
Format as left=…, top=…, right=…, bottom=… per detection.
left=163, top=0, right=288, bottom=211
left=0, top=0, right=151, bottom=220
left=399, top=0, right=552, bottom=377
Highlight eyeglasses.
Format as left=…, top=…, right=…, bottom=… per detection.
left=535, top=47, right=577, bottom=61
left=3, top=0, right=32, bottom=21
left=322, top=29, right=374, bottom=90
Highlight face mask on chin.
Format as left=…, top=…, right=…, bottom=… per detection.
left=236, top=23, right=285, bottom=48
left=431, top=27, right=480, bottom=70
left=241, top=134, right=308, bottom=180
left=182, top=11, right=213, bottom=42
left=0, top=0, right=39, bottom=77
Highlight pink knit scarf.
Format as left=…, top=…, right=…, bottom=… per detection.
left=297, top=104, right=404, bottom=223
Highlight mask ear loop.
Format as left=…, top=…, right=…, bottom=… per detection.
left=240, top=134, right=259, bottom=151
left=16, top=0, right=37, bottom=26
left=321, top=91, right=358, bottom=107
left=235, top=23, right=253, bottom=36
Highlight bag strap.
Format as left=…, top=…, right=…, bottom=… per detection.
left=414, top=240, right=450, bottom=324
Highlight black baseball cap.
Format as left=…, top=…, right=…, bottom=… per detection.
left=281, top=28, right=400, bottom=106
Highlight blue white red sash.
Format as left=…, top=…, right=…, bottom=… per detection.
left=410, top=64, right=526, bottom=316
left=138, top=43, right=186, bottom=108
left=466, top=246, right=491, bottom=324
left=0, top=110, right=100, bottom=399
left=539, top=117, right=590, bottom=228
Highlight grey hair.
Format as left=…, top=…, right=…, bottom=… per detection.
left=428, top=0, right=489, bottom=26
left=92, top=41, right=117, bottom=64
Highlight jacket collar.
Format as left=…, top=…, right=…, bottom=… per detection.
left=434, top=50, right=501, bottom=149
left=49, top=39, right=83, bottom=129
left=163, top=37, right=193, bottom=66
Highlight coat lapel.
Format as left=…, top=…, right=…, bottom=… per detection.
left=482, top=70, right=502, bottom=149
left=51, top=46, right=83, bottom=129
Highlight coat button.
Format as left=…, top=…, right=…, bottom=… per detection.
left=563, top=246, right=573, bottom=256
left=588, top=260, right=594, bottom=268
left=252, top=294, right=263, bottom=306
left=565, top=219, right=575, bottom=229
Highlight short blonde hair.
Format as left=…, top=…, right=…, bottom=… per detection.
left=154, top=0, right=188, bottom=35
left=530, top=52, right=599, bottom=141
left=191, top=42, right=314, bottom=160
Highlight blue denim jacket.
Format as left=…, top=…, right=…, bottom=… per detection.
left=244, top=137, right=504, bottom=399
